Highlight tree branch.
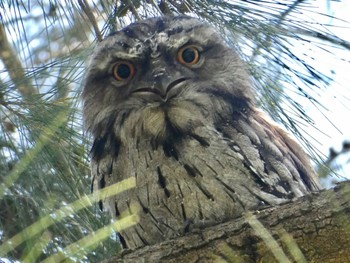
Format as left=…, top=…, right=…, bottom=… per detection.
left=103, top=181, right=350, bottom=263
left=0, top=23, right=36, bottom=99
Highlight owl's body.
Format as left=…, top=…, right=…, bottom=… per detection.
left=83, top=16, right=320, bottom=249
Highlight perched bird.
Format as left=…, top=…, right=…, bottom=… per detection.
left=82, top=16, right=321, bottom=249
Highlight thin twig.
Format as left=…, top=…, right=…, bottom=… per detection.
left=78, top=0, right=103, bottom=41
left=0, top=23, right=36, bottom=99
left=280, top=0, right=306, bottom=20
left=125, top=0, right=141, bottom=21
left=250, top=0, right=306, bottom=61
left=294, top=27, right=350, bottom=50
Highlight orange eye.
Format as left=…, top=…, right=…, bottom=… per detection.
left=112, top=61, right=135, bottom=81
left=177, top=45, right=200, bottom=66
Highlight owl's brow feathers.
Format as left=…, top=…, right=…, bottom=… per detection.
left=89, top=18, right=207, bottom=79
left=102, top=16, right=207, bottom=54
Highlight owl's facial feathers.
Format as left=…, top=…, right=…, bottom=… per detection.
left=83, top=16, right=254, bottom=148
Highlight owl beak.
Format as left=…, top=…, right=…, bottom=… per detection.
left=153, top=74, right=169, bottom=99
left=151, top=67, right=172, bottom=99
left=152, top=76, right=188, bottom=101
left=132, top=68, right=186, bottom=101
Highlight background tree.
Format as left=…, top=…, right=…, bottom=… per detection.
left=0, top=1, right=349, bottom=262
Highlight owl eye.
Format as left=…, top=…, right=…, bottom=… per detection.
left=112, top=61, right=135, bottom=82
left=177, top=45, right=200, bottom=66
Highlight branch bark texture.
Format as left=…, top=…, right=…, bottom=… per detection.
left=103, top=181, right=350, bottom=263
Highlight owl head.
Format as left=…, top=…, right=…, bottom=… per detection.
left=83, top=16, right=254, bottom=156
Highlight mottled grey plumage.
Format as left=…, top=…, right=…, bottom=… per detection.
left=82, top=16, right=321, bottom=249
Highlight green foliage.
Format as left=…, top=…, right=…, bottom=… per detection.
left=0, top=0, right=349, bottom=262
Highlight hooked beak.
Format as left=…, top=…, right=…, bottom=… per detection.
left=133, top=72, right=187, bottom=101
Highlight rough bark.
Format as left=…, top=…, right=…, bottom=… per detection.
left=102, top=181, right=350, bottom=263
